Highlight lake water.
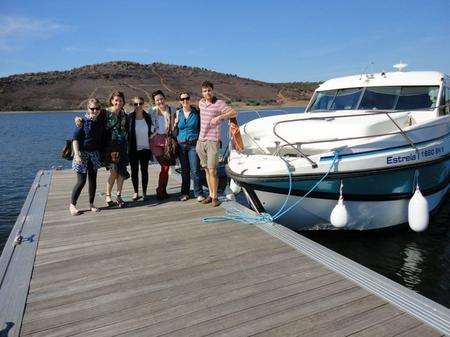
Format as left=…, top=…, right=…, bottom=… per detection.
left=0, top=108, right=448, bottom=308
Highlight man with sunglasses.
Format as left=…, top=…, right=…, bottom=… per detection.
left=128, top=96, right=153, bottom=201
left=196, top=81, right=237, bottom=207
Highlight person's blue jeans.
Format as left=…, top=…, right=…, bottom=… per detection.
left=178, top=142, right=203, bottom=197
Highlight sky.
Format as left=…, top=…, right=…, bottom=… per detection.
left=0, top=0, right=449, bottom=82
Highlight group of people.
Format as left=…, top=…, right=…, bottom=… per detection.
left=69, top=81, right=237, bottom=215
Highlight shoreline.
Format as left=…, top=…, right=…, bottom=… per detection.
left=0, top=101, right=308, bottom=115
left=0, top=109, right=85, bottom=115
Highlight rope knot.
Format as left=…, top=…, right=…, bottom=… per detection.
left=259, top=213, right=273, bottom=223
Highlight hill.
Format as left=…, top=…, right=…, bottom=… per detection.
left=0, top=61, right=319, bottom=111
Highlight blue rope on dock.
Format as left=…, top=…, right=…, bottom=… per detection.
left=202, top=206, right=274, bottom=224
left=202, top=151, right=340, bottom=225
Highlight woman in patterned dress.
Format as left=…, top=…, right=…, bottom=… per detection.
left=104, top=91, right=130, bottom=207
left=70, top=98, right=106, bottom=215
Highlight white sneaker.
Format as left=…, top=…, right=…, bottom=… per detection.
left=69, top=204, right=80, bottom=216
left=197, top=196, right=206, bottom=202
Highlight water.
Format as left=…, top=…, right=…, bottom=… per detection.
left=0, top=108, right=448, bottom=308
left=0, top=111, right=77, bottom=248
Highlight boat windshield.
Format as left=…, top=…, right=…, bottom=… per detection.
left=308, top=86, right=439, bottom=112
left=330, top=88, right=363, bottom=110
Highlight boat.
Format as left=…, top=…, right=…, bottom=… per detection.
left=226, top=64, right=450, bottom=230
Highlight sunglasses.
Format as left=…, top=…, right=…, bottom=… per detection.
left=134, top=102, right=144, bottom=106
left=89, top=107, right=101, bottom=111
left=180, top=97, right=190, bottom=101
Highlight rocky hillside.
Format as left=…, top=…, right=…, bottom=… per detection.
left=0, top=61, right=319, bottom=111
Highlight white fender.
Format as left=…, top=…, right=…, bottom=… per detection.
left=408, top=186, right=429, bottom=232
left=224, top=184, right=235, bottom=200
left=330, top=198, right=348, bottom=228
left=230, top=179, right=242, bottom=194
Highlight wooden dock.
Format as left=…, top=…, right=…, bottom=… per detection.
left=1, top=168, right=449, bottom=336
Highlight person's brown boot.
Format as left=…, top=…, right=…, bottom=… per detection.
left=156, top=188, right=163, bottom=201
left=201, top=196, right=212, bottom=204
left=211, top=198, right=221, bottom=207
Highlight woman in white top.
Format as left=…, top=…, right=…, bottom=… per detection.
left=149, top=90, right=175, bottom=200
left=128, top=96, right=153, bottom=201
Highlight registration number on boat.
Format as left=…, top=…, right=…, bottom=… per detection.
left=420, top=146, right=444, bottom=158
left=386, top=146, right=444, bottom=165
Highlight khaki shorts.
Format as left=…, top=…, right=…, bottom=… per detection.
left=196, top=140, right=220, bottom=169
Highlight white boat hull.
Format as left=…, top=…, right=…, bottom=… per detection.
left=228, top=69, right=450, bottom=231
left=247, top=185, right=448, bottom=230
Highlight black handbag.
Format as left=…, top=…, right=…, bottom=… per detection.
left=61, top=140, right=73, bottom=160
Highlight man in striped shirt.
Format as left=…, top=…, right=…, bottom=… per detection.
left=196, top=81, right=237, bottom=207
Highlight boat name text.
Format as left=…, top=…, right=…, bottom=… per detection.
left=386, top=154, right=417, bottom=164
left=386, top=146, right=444, bottom=165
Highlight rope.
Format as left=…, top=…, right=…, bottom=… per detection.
left=202, top=151, right=340, bottom=224
left=412, top=169, right=420, bottom=193
left=202, top=206, right=274, bottom=224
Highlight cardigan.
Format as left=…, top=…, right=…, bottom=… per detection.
left=148, top=106, right=174, bottom=137
left=128, top=110, right=152, bottom=155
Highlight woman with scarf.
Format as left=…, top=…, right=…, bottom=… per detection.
left=70, top=98, right=106, bottom=215
left=105, top=90, right=129, bottom=207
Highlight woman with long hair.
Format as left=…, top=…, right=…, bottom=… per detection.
left=128, top=96, right=152, bottom=201
left=149, top=90, right=174, bottom=200
left=105, top=90, right=129, bottom=207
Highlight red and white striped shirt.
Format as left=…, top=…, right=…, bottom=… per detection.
left=198, top=98, right=230, bottom=141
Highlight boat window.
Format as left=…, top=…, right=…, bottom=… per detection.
left=308, top=90, right=336, bottom=111
left=308, top=85, right=440, bottom=112
left=395, top=86, right=438, bottom=110
left=359, top=86, right=400, bottom=110
left=330, top=88, right=363, bottom=110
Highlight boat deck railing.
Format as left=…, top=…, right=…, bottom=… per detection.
left=259, top=106, right=447, bottom=168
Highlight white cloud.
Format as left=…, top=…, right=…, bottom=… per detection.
left=0, top=15, right=70, bottom=52
left=0, top=15, right=68, bottom=37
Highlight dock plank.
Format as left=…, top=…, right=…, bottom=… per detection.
left=3, top=168, right=443, bottom=337
left=0, top=171, right=52, bottom=337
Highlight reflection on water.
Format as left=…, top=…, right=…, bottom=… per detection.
left=303, top=195, right=450, bottom=308
left=398, top=242, right=424, bottom=288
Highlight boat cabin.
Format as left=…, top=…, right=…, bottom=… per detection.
left=306, top=71, right=450, bottom=120
left=240, top=70, right=450, bottom=157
